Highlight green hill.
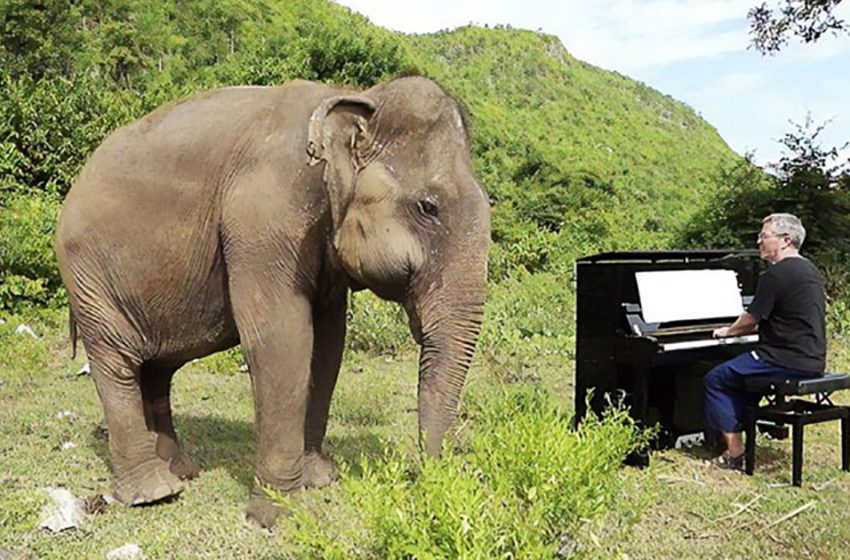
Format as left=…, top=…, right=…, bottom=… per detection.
left=0, top=0, right=741, bottom=305
left=405, top=27, right=738, bottom=275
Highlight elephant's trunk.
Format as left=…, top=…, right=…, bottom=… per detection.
left=410, top=276, right=486, bottom=457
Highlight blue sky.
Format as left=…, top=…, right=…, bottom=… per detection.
left=334, top=0, right=850, bottom=166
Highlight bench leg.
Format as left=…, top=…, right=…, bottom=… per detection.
left=792, top=420, right=804, bottom=487
left=842, top=412, right=849, bottom=472
left=745, top=408, right=756, bottom=476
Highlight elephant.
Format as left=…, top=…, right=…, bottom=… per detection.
left=54, top=76, right=490, bottom=527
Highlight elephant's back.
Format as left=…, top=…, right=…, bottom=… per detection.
left=70, top=81, right=331, bottom=198
left=58, top=82, right=333, bottom=247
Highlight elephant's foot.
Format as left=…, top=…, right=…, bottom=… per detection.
left=245, top=491, right=291, bottom=530
left=302, top=451, right=338, bottom=488
left=155, top=434, right=200, bottom=480
left=114, top=458, right=184, bottom=505
left=169, top=450, right=200, bottom=480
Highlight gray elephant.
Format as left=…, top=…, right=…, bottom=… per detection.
left=55, top=76, right=490, bottom=527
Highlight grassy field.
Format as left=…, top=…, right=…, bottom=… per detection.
left=1, top=308, right=849, bottom=559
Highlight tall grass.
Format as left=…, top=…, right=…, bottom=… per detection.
left=285, top=385, right=649, bottom=559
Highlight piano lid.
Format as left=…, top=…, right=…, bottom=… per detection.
left=576, top=249, right=758, bottom=264
left=636, top=269, right=744, bottom=324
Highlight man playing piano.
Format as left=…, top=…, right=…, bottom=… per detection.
left=704, top=213, right=826, bottom=470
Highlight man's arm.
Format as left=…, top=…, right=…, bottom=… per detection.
left=713, top=312, right=759, bottom=338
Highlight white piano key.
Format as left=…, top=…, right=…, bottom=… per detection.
left=660, top=334, right=759, bottom=352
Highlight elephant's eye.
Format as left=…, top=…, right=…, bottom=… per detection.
left=417, top=197, right=439, bottom=218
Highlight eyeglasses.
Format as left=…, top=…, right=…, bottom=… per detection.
left=757, top=232, right=788, bottom=242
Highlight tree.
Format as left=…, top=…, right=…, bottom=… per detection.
left=749, top=0, right=847, bottom=53
left=679, top=116, right=850, bottom=295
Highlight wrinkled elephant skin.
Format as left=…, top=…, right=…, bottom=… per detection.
left=55, top=77, right=490, bottom=527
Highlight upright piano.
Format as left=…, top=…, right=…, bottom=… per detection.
left=575, top=250, right=763, bottom=448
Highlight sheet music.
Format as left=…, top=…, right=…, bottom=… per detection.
left=635, top=269, right=744, bottom=324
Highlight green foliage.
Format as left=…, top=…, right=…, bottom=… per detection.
left=0, top=192, right=63, bottom=309
left=481, top=269, right=573, bottom=362
left=195, top=346, right=245, bottom=376
left=346, top=291, right=414, bottom=356
left=679, top=117, right=850, bottom=299
left=289, top=385, right=648, bottom=559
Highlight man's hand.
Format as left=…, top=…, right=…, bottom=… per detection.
left=713, top=326, right=731, bottom=338
left=713, top=312, right=758, bottom=339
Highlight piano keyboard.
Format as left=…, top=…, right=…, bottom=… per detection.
left=660, top=334, right=759, bottom=352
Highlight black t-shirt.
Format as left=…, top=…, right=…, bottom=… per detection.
left=747, top=256, right=826, bottom=373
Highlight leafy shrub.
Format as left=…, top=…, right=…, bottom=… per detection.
left=480, top=269, right=574, bottom=360
left=195, top=346, right=245, bottom=376
left=288, top=385, right=648, bottom=558
left=346, top=291, right=414, bottom=357
left=0, top=192, right=62, bottom=310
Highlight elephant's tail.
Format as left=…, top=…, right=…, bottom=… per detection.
left=69, top=307, right=78, bottom=360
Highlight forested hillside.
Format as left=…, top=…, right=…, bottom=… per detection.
left=0, top=0, right=743, bottom=309
left=408, top=28, right=736, bottom=277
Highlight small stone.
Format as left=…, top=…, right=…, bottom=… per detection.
left=106, top=543, right=146, bottom=560
left=60, top=442, right=77, bottom=451
left=0, top=317, right=6, bottom=325
left=14, top=324, right=40, bottom=339
left=40, top=487, right=86, bottom=532
left=76, top=362, right=91, bottom=376
left=57, top=410, right=78, bottom=421
left=239, top=364, right=249, bottom=373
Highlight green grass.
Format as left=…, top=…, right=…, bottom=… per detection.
left=2, top=310, right=850, bottom=558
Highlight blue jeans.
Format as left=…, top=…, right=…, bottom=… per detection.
left=704, top=351, right=820, bottom=433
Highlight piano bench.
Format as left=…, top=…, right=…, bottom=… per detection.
left=743, top=373, right=850, bottom=487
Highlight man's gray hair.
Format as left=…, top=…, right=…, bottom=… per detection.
left=763, top=213, right=806, bottom=249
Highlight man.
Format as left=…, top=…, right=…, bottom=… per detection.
left=704, top=213, right=826, bottom=470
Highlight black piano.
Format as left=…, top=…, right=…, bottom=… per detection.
left=575, top=250, right=763, bottom=449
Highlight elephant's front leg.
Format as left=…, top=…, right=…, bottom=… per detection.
left=231, top=283, right=314, bottom=528
left=303, top=293, right=347, bottom=488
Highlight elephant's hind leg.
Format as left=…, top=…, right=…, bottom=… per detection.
left=140, top=364, right=200, bottom=480
left=89, top=349, right=184, bottom=505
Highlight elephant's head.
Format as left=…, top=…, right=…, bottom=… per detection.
left=307, top=76, right=490, bottom=456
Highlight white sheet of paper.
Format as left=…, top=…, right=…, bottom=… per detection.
left=635, top=269, right=744, bottom=324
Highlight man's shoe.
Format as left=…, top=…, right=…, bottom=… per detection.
left=710, top=451, right=745, bottom=472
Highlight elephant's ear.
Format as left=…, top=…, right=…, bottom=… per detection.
left=307, top=95, right=378, bottom=233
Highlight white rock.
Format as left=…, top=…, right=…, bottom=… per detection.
left=56, top=410, right=78, bottom=421
left=0, top=317, right=6, bottom=325
left=60, top=442, right=77, bottom=451
left=106, top=544, right=146, bottom=560
left=76, top=362, right=91, bottom=376
left=39, top=487, right=86, bottom=532
left=14, top=324, right=39, bottom=339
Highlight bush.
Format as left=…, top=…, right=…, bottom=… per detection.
left=345, top=291, right=415, bottom=357
left=480, top=269, right=573, bottom=363
left=288, top=385, right=648, bottom=558
left=0, top=192, right=62, bottom=310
